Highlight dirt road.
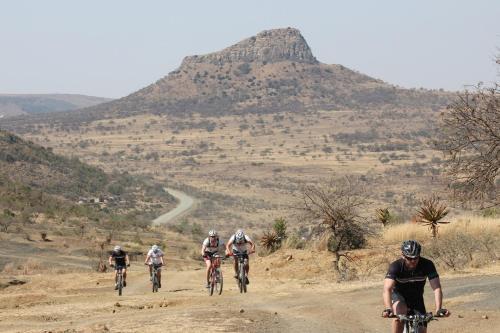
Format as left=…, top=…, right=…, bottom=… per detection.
left=1, top=256, right=499, bottom=333
left=152, top=188, right=195, bottom=226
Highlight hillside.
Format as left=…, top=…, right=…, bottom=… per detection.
left=0, top=93, right=111, bottom=118
left=0, top=129, right=176, bottom=235
left=0, top=28, right=452, bottom=131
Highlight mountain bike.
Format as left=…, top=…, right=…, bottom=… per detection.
left=233, top=251, right=249, bottom=293
left=151, top=263, right=162, bottom=293
left=208, top=254, right=224, bottom=296
left=389, top=312, right=435, bottom=333
left=111, top=264, right=125, bottom=296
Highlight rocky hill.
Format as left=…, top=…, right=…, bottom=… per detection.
left=0, top=94, right=111, bottom=118
left=1, top=28, right=452, bottom=130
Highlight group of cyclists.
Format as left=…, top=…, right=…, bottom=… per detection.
left=109, top=231, right=449, bottom=332
left=108, top=229, right=255, bottom=291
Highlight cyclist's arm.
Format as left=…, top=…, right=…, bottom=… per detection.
left=201, top=244, right=207, bottom=256
left=383, top=278, right=395, bottom=311
left=429, top=277, right=443, bottom=313
left=125, top=254, right=130, bottom=266
left=248, top=240, right=256, bottom=253
left=144, top=254, right=151, bottom=265
left=225, top=239, right=233, bottom=254
left=108, top=255, right=114, bottom=266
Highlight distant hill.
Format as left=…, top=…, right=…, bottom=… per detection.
left=0, top=130, right=175, bottom=231
left=0, top=94, right=111, bottom=118
left=0, top=28, right=453, bottom=130
left=0, top=129, right=110, bottom=200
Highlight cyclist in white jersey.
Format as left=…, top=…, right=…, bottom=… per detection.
left=225, top=229, right=255, bottom=284
left=144, top=244, right=164, bottom=288
left=201, top=229, right=224, bottom=288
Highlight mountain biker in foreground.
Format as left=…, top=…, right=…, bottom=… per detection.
left=109, top=245, right=130, bottom=289
left=144, top=244, right=164, bottom=288
left=225, top=229, right=255, bottom=284
left=201, top=229, right=224, bottom=288
left=382, top=240, right=450, bottom=333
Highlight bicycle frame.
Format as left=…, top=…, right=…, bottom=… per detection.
left=208, top=254, right=223, bottom=296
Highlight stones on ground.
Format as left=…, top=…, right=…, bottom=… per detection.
left=482, top=315, right=488, bottom=319
left=457, top=314, right=463, bottom=318
left=265, top=267, right=269, bottom=271
left=240, top=308, right=245, bottom=313
left=286, top=254, right=293, bottom=261
left=114, top=302, right=121, bottom=307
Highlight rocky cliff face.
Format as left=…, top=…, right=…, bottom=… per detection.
left=181, top=28, right=318, bottom=66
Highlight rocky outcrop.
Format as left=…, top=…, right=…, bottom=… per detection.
left=181, top=27, right=318, bottom=66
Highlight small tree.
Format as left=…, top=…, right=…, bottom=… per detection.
left=260, top=217, right=288, bottom=253
left=416, top=195, right=450, bottom=238
left=439, top=57, right=499, bottom=206
left=299, top=177, right=371, bottom=277
left=375, top=208, right=392, bottom=227
left=273, top=217, right=287, bottom=240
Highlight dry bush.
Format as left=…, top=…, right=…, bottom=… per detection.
left=382, top=223, right=429, bottom=245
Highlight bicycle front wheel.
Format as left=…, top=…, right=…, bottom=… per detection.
left=217, top=268, right=223, bottom=295
left=209, top=269, right=215, bottom=296
left=118, top=274, right=123, bottom=296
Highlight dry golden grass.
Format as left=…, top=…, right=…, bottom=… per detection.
left=382, top=215, right=500, bottom=245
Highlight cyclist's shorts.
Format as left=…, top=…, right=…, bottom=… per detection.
left=150, top=263, right=162, bottom=270
left=391, top=291, right=427, bottom=326
left=114, top=265, right=126, bottom=271
left=203, top=251, right=217, bottom=261
left=233, top=250, right=249, bottom=260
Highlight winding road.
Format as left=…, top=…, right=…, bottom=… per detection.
left=152, top=188, right=195, bottom=226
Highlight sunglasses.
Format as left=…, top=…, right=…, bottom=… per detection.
left=404, top=256, right=419, bottom=261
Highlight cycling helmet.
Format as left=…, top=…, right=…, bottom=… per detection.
left=152, top=244, right=159, bottom=252
left=113, top=245, right=121, bottom=252
left=208, top=229, right=218, bottom=237
left=401, top=240, right=421, bottom=258
left=235, top=229, right=245, bottom=242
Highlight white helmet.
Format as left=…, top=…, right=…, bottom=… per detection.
left=235, top=229, right=245, bottom=242
left=208, top=229, right=218, bottom=237
left=152, top=244, right=159, bottom=252
left=113, top=245, right=121, bottom=252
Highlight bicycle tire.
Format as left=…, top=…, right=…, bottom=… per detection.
left=209, top=268, right=215, bottom=296
left=217, top=268, right=223, bottom=295
left=152, top=272, right=159, bottom=293
left=118, top=274, right=123, bottom=296
left=238, top=263, right=245, bottom=293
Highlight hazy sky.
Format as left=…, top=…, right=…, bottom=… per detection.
left=1, top=0, right=499, bottom=98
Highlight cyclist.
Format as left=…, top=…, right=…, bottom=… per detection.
left=201, top=229, right=224, bottom=288
left=225, top=229, right=255, bottom=284
left=382, top=240, right=450, bottom=333
left=108, top=245, right=130, bottom=289
left=144, top=244, right=164, bottom=288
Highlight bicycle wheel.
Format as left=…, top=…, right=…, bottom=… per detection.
left=238, top=265, right=245, bottom=293
left=208, top=268, right=215, bottom=296
left=217, top=268, right=223, bottom=295
left=152, top=272, right=158, bottom=293
left=118, top=274, right=123, bottom=296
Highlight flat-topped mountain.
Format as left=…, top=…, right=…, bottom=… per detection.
left=181, top=28, right=318, bottom=66
left=1, top=28, right=452, bottom=129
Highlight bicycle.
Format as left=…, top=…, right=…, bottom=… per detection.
left=388, top=312, right=435, bottom=333
left=146, top=263, right=162, bottom=293
left=208, top=254, right=224, bottom=296
left=111, top=264, right=126, bottom=296
left=232, top=251, right=250, bottom=293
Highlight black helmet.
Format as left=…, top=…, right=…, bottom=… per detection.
left=401, top=240, right=421, bottom=258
